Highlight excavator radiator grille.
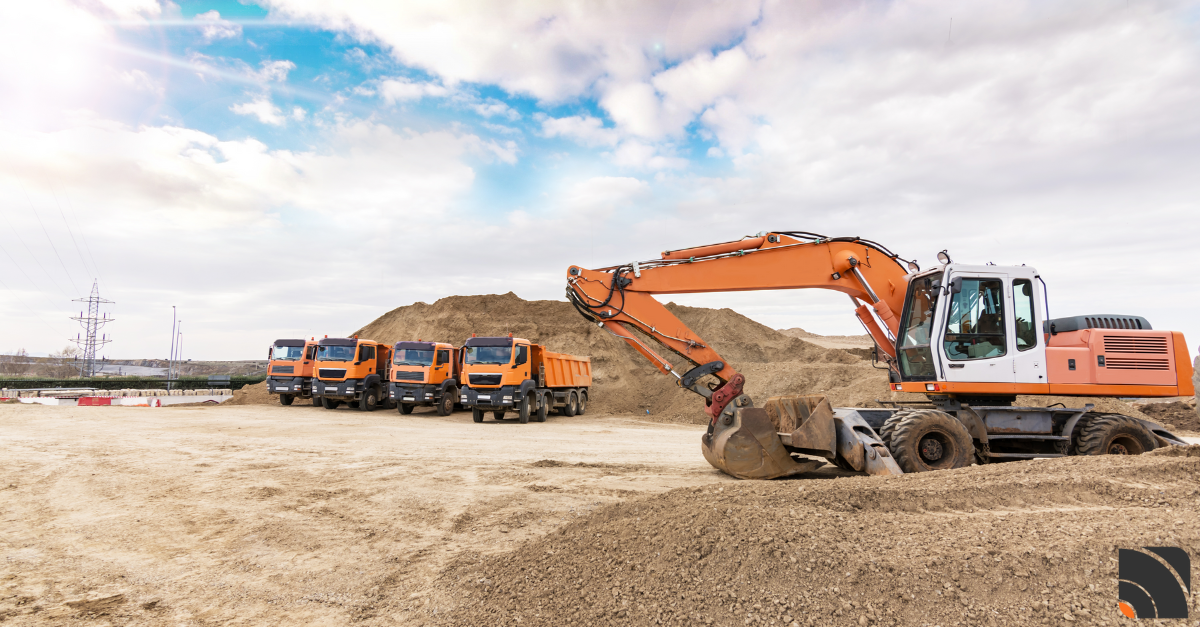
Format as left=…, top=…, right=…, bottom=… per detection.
left=1104, top=357, right=1170, bottom=370
left=393, top=371, right=424, bottom=381
left=1103, top=336, right=1168, bottom=354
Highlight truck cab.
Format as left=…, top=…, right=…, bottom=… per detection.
left=389, top=341, right=460, bottom=416
left=459, top=335, right=592, bottom=424
left=312, top=336, right=393, bottom=411
left=266, top=338, right=318, bottom=406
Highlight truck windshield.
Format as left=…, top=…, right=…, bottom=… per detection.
left=316, top=345, right=356, bottom=361
left=465, top=346, right=512, bottom=365
left=271, top=345, right=304, bottom=361
left=897, top=276, right=939, bottom=379
left=394, top=349, right=434, bottom=366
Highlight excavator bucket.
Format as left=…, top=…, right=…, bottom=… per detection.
left=702, top=395, right=902, bottom=479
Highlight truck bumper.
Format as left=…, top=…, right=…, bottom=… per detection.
left=460, top=385, right=516, bottom=410
left=312, top=379, right=362, bottom=401
left=390, top=382, right=443, bottom=404
left=267, top=376, right=311, bottom=396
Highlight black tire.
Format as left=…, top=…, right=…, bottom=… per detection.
left=1075, top=414, right=1157, bottom=456
left=472, top=408, right=484, bottom=423
left=311, top=396, right=321, bottom=407
left=537, top=393, right=550, bottom=422
left=322, top=397, right=338, bottom=410
left=359, top=388, right=379, bottom=412
left=493, top=411, right=506, bottom=421
left=436, top=387, right=456, bottom=416
left=518, top=393, right=531, bottom=424
left=576, top=390, right=588, bottom=415
left=879, top=409, right=918, bottom=449
left=279, top=394, right=294, bottom=406
left=564, top=391, right=578, bottom=417
left=399, top=403, right=414, bottom=415
left=889, top=410, right=974, bottom=473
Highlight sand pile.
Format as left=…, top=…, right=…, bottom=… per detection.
left=351, top=293, right=902, bottom=421
left=432, top=447, right=1200, bottom=627
left=226, top=381, right=272, bottom=405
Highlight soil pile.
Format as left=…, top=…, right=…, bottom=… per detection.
left=432, top=447, right=1200, bottom=627
left=1137, top=399, right=1200, bottom=433
left=353, top=293, right=889, bottom=421
left=227, top=381, right=272, bottom=405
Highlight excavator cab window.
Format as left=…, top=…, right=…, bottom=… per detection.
left=896, top=276, right=939, bottom=380
left=1013, top=279, right=1037, bottom=351
left=943, top=278, right=1007, bottom=360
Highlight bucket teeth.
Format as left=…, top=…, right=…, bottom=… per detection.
left=701, top=404, right=823, bottom=480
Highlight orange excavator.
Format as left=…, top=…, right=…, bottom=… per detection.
left=566, top=232, right=1193, bottom=479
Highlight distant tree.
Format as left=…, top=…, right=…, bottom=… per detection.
left=44, top=346, right=81, bottom=378
left=0, top=349, right=30, bottom=376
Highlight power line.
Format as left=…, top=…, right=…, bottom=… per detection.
left=0, top=270, right=62, bottom=337
left=61, top=192, right=106, bottom=286
left=0, top=238, right=68, bottom=314
left=51, top=188, right=96, bottom=282
left=2, top=206, right=72, bottom=299
left=22, top=188, right=81, bottom=296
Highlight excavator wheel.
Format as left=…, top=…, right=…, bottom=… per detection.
left=359, top=389, right=379, bottom=412
left=399, top=403, right=414, bottom=415
left=518, top=393, right=531, bottom=424
left=888, top=409, right=974, bottom=473
left=436, top=388, right=456, bottom=416
left=536, top=393, right=549, bottom=422
left=493, top=410, right=506, bottom=421
left=878, top=409, right=918, bottom=449
left=1075, top=414, right=1157, bottom=456
left=472, top=408, right=484, bottom=423
left=279, top=394, right=294, bottom=406
left=564, top=391, right=578, bottom=417
left=576, top=391, right=588, bottom=416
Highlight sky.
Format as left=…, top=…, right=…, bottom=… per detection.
left=1, top=0, right=1199, bottom=361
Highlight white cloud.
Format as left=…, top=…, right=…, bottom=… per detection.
left=231, top=97, right=287, bottom=125
left=540, top=115, right=619, bottom=147
left=195, top=10, right=242, bottom=42
left=377, top=77, right=449, bottom=103
left=473, top=99, right=519, bottom=120
left=254, top=60, right=296, bottom=83
left=117, top=69, right=163, bottom=95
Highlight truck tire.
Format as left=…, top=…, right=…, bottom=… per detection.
left=576, top=390, right=588, bottom=415
left=493, top=410, right=506, bottom=421
left=399, top=403, right=414, bottom=415
left=472, top=408, right=484, bottom=423
left=359, top=389, right=379, bottom=412
left=1075, top=414, right=1156, bottom=456
left=436, top=387, right=456, bottom=416
left=564, top=391, right=578, bottom=417
left=311, top=396, right=322, bottom=407
left=280, top=394, right=294, bottom=406
left=518, top=393, right=531, bottom=424
left=889, top=410, right=974, bottom=473
left=322, top=398, right=339, bottom=410
left=537, top=392, right=550, bottom=422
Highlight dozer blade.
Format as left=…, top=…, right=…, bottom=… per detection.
left=702, top=406, right=824, bottom=480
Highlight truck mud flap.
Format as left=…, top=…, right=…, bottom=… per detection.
left=701, top=406, right=823, bottom=480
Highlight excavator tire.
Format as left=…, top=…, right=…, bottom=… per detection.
left=472, top=408, right=484, bottom=423
left=436, top=387, right=456, bottom=416
left=399, top=403, right=414, bottom=415
left=279, top=394, right=294, bottom=406
left=518, top=393, right=531, bottom=424
left=879, top=409, right=918, bottom=449
left=576, top=391, right=588, bottom=415
left=1075, top=414, right=1157, bottom=456
left=888, top=409, right=974, bottom=473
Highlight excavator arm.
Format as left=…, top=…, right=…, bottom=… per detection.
left=566, top=232, right=913, bottom=479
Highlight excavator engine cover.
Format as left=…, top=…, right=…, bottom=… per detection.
left=701, top=396, right=824, bottom=480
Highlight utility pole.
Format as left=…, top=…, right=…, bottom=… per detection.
left=71, top=280, right=114, bottom=378
left=168, top=306, right=176, bottom=391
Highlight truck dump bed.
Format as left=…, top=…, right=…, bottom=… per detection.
left=532, top=345, right=591, bottom=388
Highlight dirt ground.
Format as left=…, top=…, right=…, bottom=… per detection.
left=2, top=401, right=1198, bottom=626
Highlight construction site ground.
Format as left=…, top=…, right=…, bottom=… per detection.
left=1, top=401, right=1198, bottom=626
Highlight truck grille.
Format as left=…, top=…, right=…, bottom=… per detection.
left=469, top=373, right=502, bottom=386
left=394, top=371, right=424, bottom=382
left=271, top=365, right=294, bottom=374
left=319, top=368, right=347, bottom=379
left=1104, top=357, right=1170, bottom=370
left=1103, top=336, right=1168, bottom=354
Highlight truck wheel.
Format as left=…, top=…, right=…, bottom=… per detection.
left=493, top=411, right=506, bottom=421
left=1075, top=414, right=1156, bottom=456
left=518, top=393, right=531, bottom=424
left=359, top=389, right=379, bottom=412
left=322, top=398, right=338, bottom=410
left=399, top=403, right=414, bottom=415
left=889, top=410, right=974, bottom=473
left=536, top=393, right=550, bottom=422
left=564, top=391, right=578, bottom=417
left=472, top=408, right=484, bottom=423
left=311, top=396, right=321, bottom=407
left=279, top=394, right=294, bottom=406
left=576, top=391, right=588, bottom=415
left=436, top=388, right=456, bottom=416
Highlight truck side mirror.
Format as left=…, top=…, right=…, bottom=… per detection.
left=950, top=277, right=963, bottom=295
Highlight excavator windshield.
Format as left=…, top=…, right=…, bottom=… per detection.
left=896, top=275, right=940, bottom=379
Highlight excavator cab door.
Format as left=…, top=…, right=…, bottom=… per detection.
left=938, top=269, right=1015, bottom=384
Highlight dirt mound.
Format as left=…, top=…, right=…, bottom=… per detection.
left=432, top=449, right=1200, bottom=627
left=354, top=293, right=882, bottom=421
left=1137, top=399, right=1200, bottom=433
left=226, top=381, right=273, bottom=406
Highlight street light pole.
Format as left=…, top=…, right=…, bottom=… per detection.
left=168, top=305, right=176, bottom=392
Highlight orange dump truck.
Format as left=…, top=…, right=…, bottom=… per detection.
left=459, top=335, right=592, bottom=424
left=312, top=336, right=393, bottom=411
left=388, top=341, right=461, bottom=416
left=266, top=338, right=319, bottom=406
